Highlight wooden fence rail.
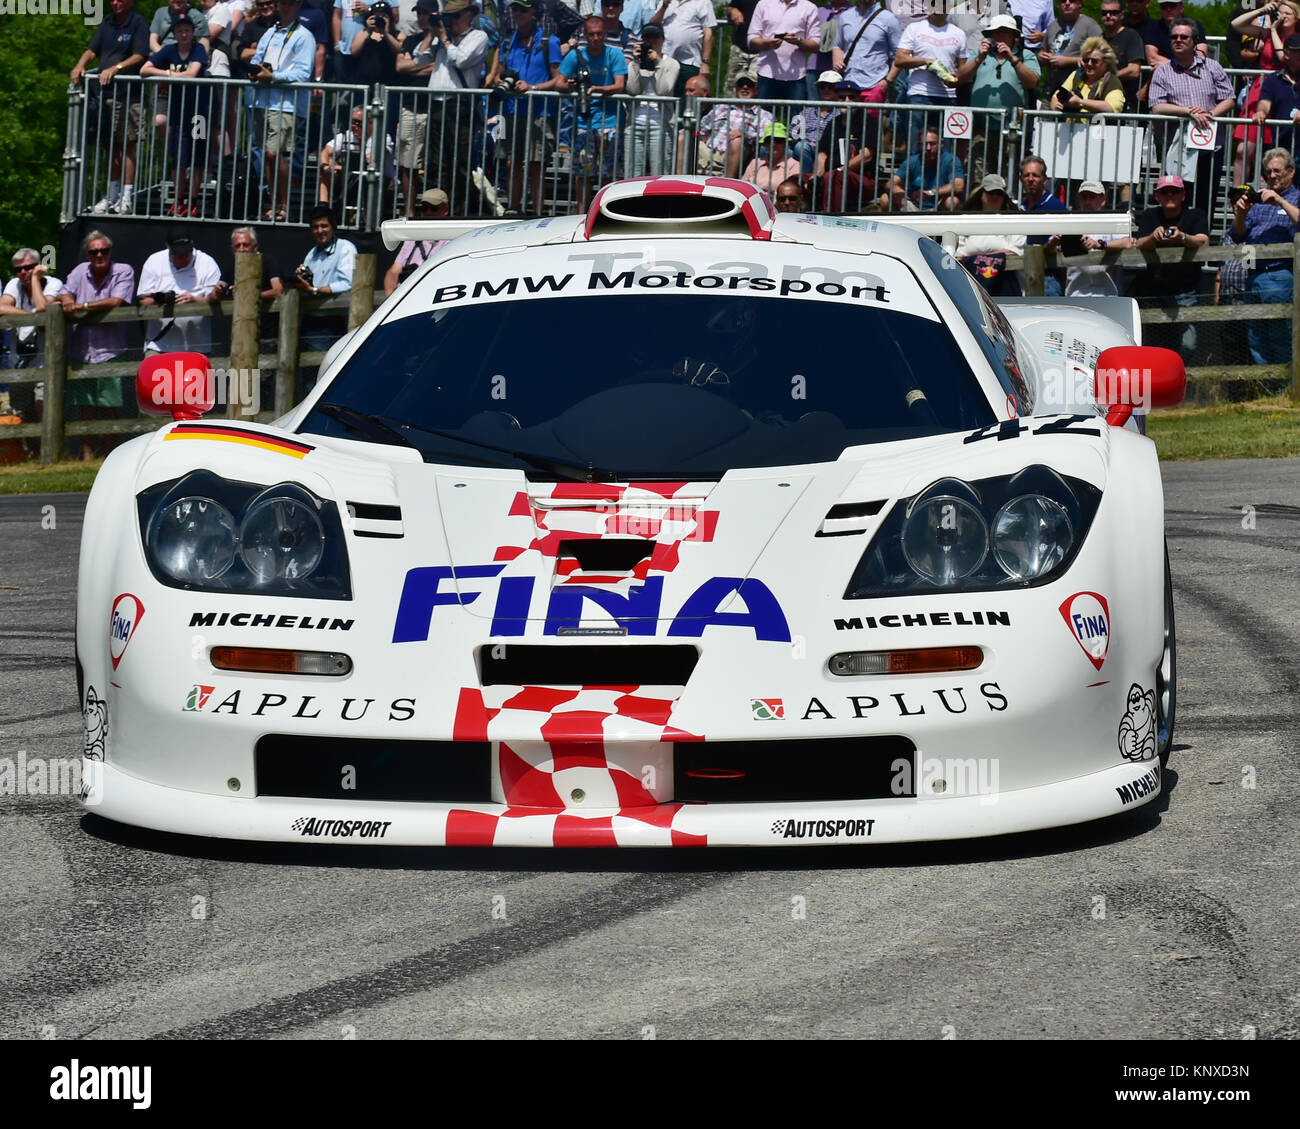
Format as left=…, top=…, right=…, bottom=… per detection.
left=0, top=253, right=377, bottom=465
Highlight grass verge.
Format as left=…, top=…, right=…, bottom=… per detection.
left=1147, top=395, right=1300, bottom=461
left=0, top=459, right=103, bottom=495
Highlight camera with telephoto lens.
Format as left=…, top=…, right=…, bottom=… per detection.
left=571, top=67, right=592, bottom=119
left=1228, top=184, right=1263, bottom=206
left=368, top=7, right=388, bottom=29
left=492, top=69, right=520, bottom=99
left=296, top=265, right=314, bottom=285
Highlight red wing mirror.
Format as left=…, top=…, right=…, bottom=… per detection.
left=136, top=352, right=215, bottom=421
left=1093, top=345, right=1186, bottom=428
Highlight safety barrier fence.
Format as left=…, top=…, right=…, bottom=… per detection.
left=0, top=253, right=377, bottom=466
left=68, top=75, right=1300, bottom=232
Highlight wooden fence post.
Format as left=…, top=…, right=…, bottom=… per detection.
left=1291, top=235, right=1300, bottom=405
left=229, top=251, right=261, bottom=418
left=41, top=305, right=67, bottom=467
left=348, top=254, right=376, bottom=331
left=1024, top=244, right=1045, bottom=297
left=276, top=289, right=300, bottom=416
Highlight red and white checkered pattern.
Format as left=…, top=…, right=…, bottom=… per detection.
left=495, top=481, right=719, bottom=590
left=584, top=176, right=775, bottom=241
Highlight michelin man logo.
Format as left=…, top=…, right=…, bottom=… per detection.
left=83, top=686, right=108, bottom=761
left=1117, top=683, right=1156, bottom=762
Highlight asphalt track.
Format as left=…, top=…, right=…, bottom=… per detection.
left=0, top=459, right=1297, bottom=1040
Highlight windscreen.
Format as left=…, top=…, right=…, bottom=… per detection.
left=301, top=248, right=996, bottom=479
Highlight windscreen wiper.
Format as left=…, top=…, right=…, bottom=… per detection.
left=364, top=411, right=615, bottom=482
left=315, top=403, right=421, bottom=450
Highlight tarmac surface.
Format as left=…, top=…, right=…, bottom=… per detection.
left=0, top=459, right=1296, bottom=1039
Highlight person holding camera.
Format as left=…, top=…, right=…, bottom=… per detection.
left=487, top=0, right=564, bottom=214
left=426, top=0, right=491, bottom=208
left=1130, top=174, right=1209, bottom=361
left=623, top=22, right=679, bottom=176
left=334, top=0, right=401, bottom=83
left=558, top=14, right=627, bottom=206
left=295, top=206, right=357, bottom=354
left=350, top=0, right=402, bottom=86
left=248, top=0, right=315, bottom=222
left=1225, top=148, right=1300, bottom=364
left=138, top=231, right=224, bottom=355
left=394, top=0, right=441, bottom=215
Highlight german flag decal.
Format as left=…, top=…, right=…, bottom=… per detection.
left=164, top=424, right=314, bottom=459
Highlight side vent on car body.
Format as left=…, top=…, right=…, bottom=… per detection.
left=816, top=499, right=887, bottom=538
left=346, top=501, right=404, bottom=539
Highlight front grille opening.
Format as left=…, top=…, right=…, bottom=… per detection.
left=559, top=538, right=656, bottom=572
left=480, top=644, right=698, bottom=686
left=674, top=738, right=916, bottom=802
left=256, top=736, right=491, bottom=802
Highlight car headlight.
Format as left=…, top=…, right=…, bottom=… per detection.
left=137, top=471, right=352, bottom=598
left=846, top=465, right=1099, bottom=598
left=149, top=496, right=238, bottom=584
left=239, top=486, right=326, bottom=583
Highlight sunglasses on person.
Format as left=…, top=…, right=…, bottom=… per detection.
left=88, top=247, right=111, bottom=257
left=1169, top=33, right=1194, bottom=40
left=17, top=263, right=37, bottom=272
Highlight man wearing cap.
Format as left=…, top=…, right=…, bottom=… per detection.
left=249, top=0, right=315, bottom=222
left=1066, top=180, right=1132, bottom=296
left=384, top=188, right=450, bottom=296
left=1255, top=34, right=1300, bottom=156
left=741, top=122, right=801, bottom=189
left=334, top=0, right=402, bottom=84
left=624, top=23, right=681, bottom=175
left=487, top=0, right=564, bottom=213
left=426, top=0, right=491, bottom=207
left=1149, top=17, right=1234, bottom=215
left=956, top=174, right=1023, bottom=295
left=349, top=2, right=402, bottom=86
left=696, top=71, right=772, bottom=175
left=394, top=0, right=441, bottom=215
left=428, top=0, right=490, bottom=89
left=1130, top=173, right=1209, bottom=359
left=1225, top=147, right=1300, bottom=364
left=748, top=0, right=821, bottom=102
left=138, top=231, right=224, bottom=354
left=790, top=71, right=844, bottom=173
left=961, top=14, right=1040, bottom=184
left=831, top=0, right=899, bottom=103
left=651, top=0, right=716, bottom=96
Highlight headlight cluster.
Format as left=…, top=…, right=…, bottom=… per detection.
left=137, top=471, right=351, bottom=598
left=846, top=465, right=1100, bottom=598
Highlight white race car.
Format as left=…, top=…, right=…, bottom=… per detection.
left=77, top=177, right=1184, bottom=847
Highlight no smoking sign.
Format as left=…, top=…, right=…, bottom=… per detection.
left=943, top=109, right=972, bottom=141
left=1187, top=122, right=1217, bottom=150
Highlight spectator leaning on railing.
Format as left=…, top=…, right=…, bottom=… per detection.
left=295, top=206, right=357, bottom=356
left=1, top=251, right=64, bottom=437
left=58, top=232, right=137, bottom=462
left=72, top=0, right=152, bottom=217
left=1224, top=148, right=1300, bottom=366
left=138, top=230, right=224, bottom=355
left=1255, top=33, right=1300, bottom=157
left=1050, top=36, right=1125, bottom=119
left=1148, top=19, right=1234, bottom=218
left=1066, top=179, right=1132, bottom=297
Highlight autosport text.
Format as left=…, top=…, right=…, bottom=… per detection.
left=835, top=610, right=1010, bottom=630
left=393, top=567, right=790, bottom=642
left=1116, top=763, right=1160, bottom=805
left=49, top=1061, right=150, bottom=1110
left=290, top=817, right=392, bottom=839
left=771, top=818, right=874, bottom=840
left=182, top=688, right=416, bottom=721
left=188, top=611, right=353, bottom=630
left=801, top=683, right=1008, bottom=719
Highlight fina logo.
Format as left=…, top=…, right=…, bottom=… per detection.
left=108, top=593, right=146, bottom=671
left=1059, top=591, right=1110, bottom=670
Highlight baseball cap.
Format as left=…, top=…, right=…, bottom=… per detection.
left=1155, top=174, right=1185, bottom=191
left=736, top=72, right=758, bottom=87
left=836, top=80, right=861, bottom=92
left=760, top=122, right=788, bottom=142
left=817, top=69, right=842, bottom=86
left=641, top=22, right=664, bottom=38
left=980, top=173, right=1008, bottom=193
left=1079, top=179, right=1106, bottom=195
left=418, top=188, right=448, bottom=208
left=1286, top=32, right=1300, bottom=51
left=166, top=230, right=194, bottom=247
left=441, top=0, right=478, bottom=14
left=985, top=14, right=1018, bottom=34
left=173, top=13, right=193, bottom=25
left=369, top=0, right=393, bottom=11
left=416, top=0, right=440, bottom=10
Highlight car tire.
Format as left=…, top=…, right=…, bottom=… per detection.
left=1157, top=543, right=1177, bottom=767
